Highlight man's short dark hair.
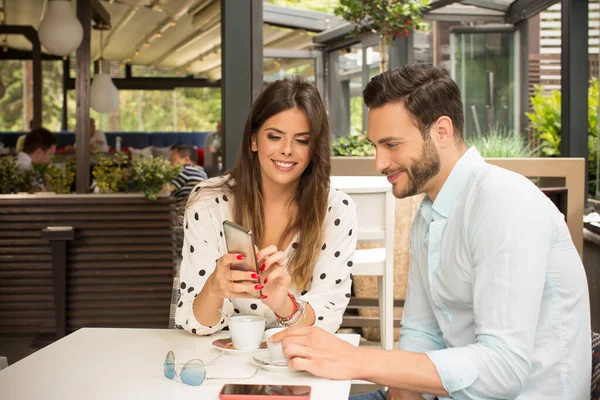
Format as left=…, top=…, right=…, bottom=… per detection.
left=23, top=128, right=57, bottom=154
left=172, top=144, right=198, bottom=164
left=363, top=62, right=464, bottom=142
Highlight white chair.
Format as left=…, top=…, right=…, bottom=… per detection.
left=331, top=176, right=395, bottom=350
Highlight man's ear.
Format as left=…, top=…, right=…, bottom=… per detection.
left=432, top=116, right=455, bottom=147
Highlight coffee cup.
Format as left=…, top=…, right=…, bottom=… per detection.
left=264, top=327, right=287, bottom=364
left=228, top=315, right=266, bottom=350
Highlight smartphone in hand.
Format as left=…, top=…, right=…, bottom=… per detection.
left=223, top=220, right=262, bottom=297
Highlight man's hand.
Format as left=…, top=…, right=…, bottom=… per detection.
left=270, top=326, right=362, bottom=380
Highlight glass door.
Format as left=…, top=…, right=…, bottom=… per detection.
left=451, top=26, right=519, bottom=139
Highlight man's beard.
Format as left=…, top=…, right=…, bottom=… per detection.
left=388, top=136, right=441, bottom=199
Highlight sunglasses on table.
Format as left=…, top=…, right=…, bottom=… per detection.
left=163, top=350, right=263, bottom=386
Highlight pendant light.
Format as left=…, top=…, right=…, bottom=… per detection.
left=38, top=0, right=83, bottom=56
left=90, top=28, right=119, bottom=113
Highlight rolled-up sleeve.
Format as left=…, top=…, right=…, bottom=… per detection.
left=300, top=192, right=357, bottom=333
left=175, top=187, right=232, bottom=335
left=426, top=190, right=555, bottom=399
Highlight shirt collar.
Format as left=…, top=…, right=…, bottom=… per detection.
left=420, top=146, right=484, bottom=223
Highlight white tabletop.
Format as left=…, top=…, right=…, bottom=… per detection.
left=330, top=176, right=391, bottom=193
left=0, top=328, right=361, bottom=400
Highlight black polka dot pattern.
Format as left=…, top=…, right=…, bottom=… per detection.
left=187, top=287, right=194, bottom=293
left=194, top=212, right=199, bottom=220
left=343, top=199, right=349, bottom=205
left=190, top=245, right=194, bottom=253
left=329, top=302, right=335, bottom=306
left=250, top=303, right=258, bottom=310
left=334, top=219, right=340, bottom=226
left=220, top=231, right=223, bottom=237
left=334, top=251, right=340, bottom=257
left=195, top=186, right=201, bottom=192
left=221, top=319, right=225, bottom=324
left=349, top=229, right=352, bottom=236
left=234, top=308, right=240, bottom=314
left=318, top=316, right=324, bottom=321
left=328, top=206, right=332, bottom=212
left=347, top=261, right=353, bottom=267
left=185, top=222, right=188, bottom=230
left=345, top=293, right=351, bottom=298
left=180, top=282, right=187, bottom=290
left=322, top=243, right=326, bottom=251
left=320, top=273, right=326, bottom=280
left=192, top=328, right=196, bottom=334
left=335, top=279, right=342, bottom=284
left=223, top=195, right=228, bottom=202
left=199, top=269, right=206, bottom=277
left=215, top=197, right=220, bottom=204
left=301, top=290, right=307, bottom=296
left=178, top=301, right=183, bottom=307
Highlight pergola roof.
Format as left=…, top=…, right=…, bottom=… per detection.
left=2, top=1, right=345, bottom=79
left=315, top=0, right=558, bottom=44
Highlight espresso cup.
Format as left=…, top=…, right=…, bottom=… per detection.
left=228, top=315, right=266, bottom=350
left=264, top=327, right=287, bottom=364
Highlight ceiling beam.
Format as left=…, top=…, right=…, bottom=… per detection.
left=428, top=0, right=460, bottom=11
left=460, top=0, right=510, bottom=12
left=150, top=22, right=221, bottom=67
left=92, top=0, right=111, bottom=27
left=66, top=76, right=221, bottom=90
left=123, top=0, right=199, bottom=62
left=92, top=6, right=138, bottom=60
left=0, top=48, right=62, bottom=60
left=507, top=0, right=559, bottom=24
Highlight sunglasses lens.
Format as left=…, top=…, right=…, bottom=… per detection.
left=180, top=359, right=205, bottom=386
left=164, top=351, right=176, bottom=379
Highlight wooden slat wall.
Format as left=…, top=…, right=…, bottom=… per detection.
left=0, top=195, right=177, bottom=335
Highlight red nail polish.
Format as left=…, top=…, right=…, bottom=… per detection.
left=264, top=278, right=268, bottom=284
left=255, top=284, right=264, bottom=290
left=260, top=263, right=266, bottom=271
left=236, top=254, right=245, bottom=260
left=251, top=273, right=260, bottom=279
left=261, top=294, right=268, bottom=299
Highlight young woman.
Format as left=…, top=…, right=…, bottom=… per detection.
left=175, top=76, right=357, bottom=335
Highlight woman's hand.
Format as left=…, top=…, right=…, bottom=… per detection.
left=206, top=253, right=263, bottom=300
left=256, top=245, right=292, bottom=316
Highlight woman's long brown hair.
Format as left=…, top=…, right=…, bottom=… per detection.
left=193, top=76, right=330, bottom=290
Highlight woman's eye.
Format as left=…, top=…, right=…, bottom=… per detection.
left=296, top=139, right=310, bottom=145
left=267, top=134, right=281, bottom=140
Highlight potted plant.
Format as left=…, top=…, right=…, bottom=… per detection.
left=335, top=0, right=431, bottom=71
left=131, top=156, right=181, bottom=201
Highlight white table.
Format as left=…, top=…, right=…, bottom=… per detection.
left=0, top=328, right=360, bottom=400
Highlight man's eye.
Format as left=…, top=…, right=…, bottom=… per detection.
left=386, top=143, right=398, bottom=149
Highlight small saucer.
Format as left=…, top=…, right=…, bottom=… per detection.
left=251, top=353, right=290, bottom=371
left=212, top=338, right=267, bottom=354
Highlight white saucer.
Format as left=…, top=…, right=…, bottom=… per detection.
left=251, top=353, right=291, bottom=371
left=212, top=338, right=267, bottom=355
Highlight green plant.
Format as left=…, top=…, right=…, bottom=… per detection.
left=466, top=130, right=537, bottom=158
left=526, top=79, right=599, bottom=196
left=0, top=156, right=25, bottom=194
left=131, top=156, right=181, bottom=201
left=47, top=159, right=76, bottom=194
left=92, top=152, right=130, bottom=194
left=332, top=135, right=375, bottom=156
left=334, top=0, right=430, bottom=71
left=526, top=87, right=562, bottom=157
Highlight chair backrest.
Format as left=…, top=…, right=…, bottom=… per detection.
left=592, top=331, right=600, bottom=399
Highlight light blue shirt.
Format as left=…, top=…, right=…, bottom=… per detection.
left=399, top=147, right=591, bottom=399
